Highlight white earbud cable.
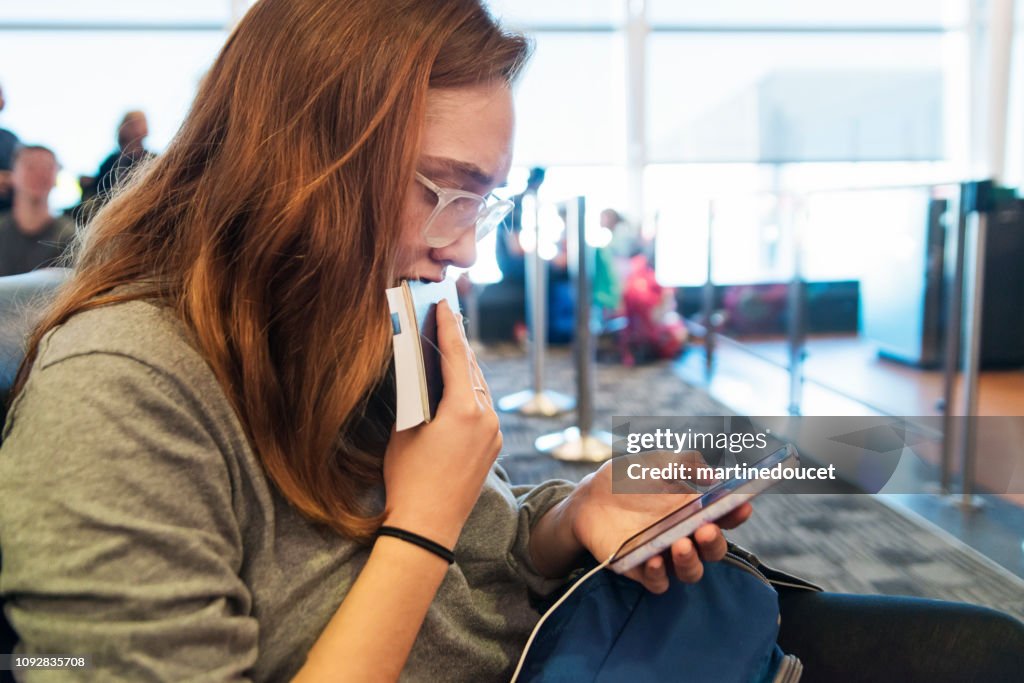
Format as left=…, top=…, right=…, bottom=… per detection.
left=509, top=554, right=615, bottom=683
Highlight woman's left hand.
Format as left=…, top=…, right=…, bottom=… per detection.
left=566, top=454, right=752, bottom=594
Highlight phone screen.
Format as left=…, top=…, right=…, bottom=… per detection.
left=613, top=445, right=796, bottom=562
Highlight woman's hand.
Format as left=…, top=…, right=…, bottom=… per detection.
left=575, top=457, right=752, bottom=593
left=382, top=299, right=501, bottom=548
left=531, top=451, right=752, bottom=594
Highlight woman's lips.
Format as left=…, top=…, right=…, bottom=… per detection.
left=407, top=267, right=447, bottom=283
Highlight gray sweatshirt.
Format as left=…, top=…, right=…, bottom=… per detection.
left=0, top=300, right=575, bottom=681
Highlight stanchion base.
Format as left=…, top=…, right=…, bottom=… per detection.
left=536, top=427, right=613, bottom=462
left=922, top=482, right=955, bottom=497
left=918, top=486, right=984, bottom=512
left=497, top=390, right=575, bottom=417
left=949, top=494, right=986, bottom=513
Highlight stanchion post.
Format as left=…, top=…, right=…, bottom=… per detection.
left=497, top=192, right=575, bottom=417
left=571, top=197, right=595, bottom=436
left=939, top=185, right=969, bottom=495
left=787, top=195, right=806, bottom=416
left=536, top=196, right=613, bottom=461
left=528, top=193, right=546, bottom=391
left=702, top=200, right=715, bottom=376
left=954, top=180, right=992, bottom=511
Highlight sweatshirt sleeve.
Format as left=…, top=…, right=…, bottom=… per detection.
left=491, top=464, right=578, bottom=597
left=0, top=351, right=258, bottom=682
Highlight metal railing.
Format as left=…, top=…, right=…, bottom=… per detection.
left=692, top=179, right=1005, bottom=508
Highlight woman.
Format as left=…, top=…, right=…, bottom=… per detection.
left=1, top=1, right=1022, bottom=681
left=0, top=1, right=746, bottom=680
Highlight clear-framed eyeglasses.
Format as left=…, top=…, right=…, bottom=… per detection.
left=415, top=172, right=514, bottom=248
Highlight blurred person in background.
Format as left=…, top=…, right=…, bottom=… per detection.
left=601, top=208, right=638, bottom=260
left=92, top=110, right=154, bottom=202
left=0, top=82, right=20, bottom=212
left=490, top=165, right=546, bottom=343
left=594, top=207, right=630, bottom=314
left=0, top=144, right=75, bottom=276
left=497, top=166, right=546, bottom=286
left=618, top=252, right=687, bottom=365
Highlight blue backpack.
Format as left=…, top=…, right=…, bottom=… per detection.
left=513, top=544, right=817, bottom=683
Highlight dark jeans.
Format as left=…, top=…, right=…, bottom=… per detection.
left=777, top=586, right=1024, bottom=683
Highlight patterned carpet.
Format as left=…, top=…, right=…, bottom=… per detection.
left=479, top=344, right=1024, bottom=620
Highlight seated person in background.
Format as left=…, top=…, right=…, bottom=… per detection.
left=93, top=110, right=154, bottom=203
left=620, top=253, right=687, bottom=365
left=0, top=145, right=76, bottom=276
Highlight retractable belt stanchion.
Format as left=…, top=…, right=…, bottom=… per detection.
left=497, top=192, right=575, bottom=417
left=702, top=200, right=716, bottom=376
left=787, top=196, right=806, bottom=416
left=953, top=180, right=992, bottom=512
left=536, top=197, right=613, bottom=461
left=939, top=185, right=969, bottom=495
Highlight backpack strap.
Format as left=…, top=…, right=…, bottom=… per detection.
left=727, top=541, right=824, bottom=593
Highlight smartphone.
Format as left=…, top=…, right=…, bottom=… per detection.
left=608, top=444, right=799, bottom=574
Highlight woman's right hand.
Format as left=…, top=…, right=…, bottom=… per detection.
left=381, top=299, right=502, bottom=548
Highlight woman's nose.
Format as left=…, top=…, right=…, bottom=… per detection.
left=432, top=227, right=478, bottom=269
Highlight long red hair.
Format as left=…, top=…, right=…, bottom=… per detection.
left=13, top=0, right=529, bottom=541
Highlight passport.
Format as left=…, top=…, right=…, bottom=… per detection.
left=385, top=278, right=460, bottom=431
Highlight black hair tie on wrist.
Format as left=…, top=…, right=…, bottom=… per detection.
left=377, top=526, right=455, bottom=565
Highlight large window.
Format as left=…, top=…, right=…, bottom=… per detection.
left=647, top=0, right=966, bottom=28
left=2, top=0, right=1010, bottom=281
left=513, top=33, right=627, bottom=166
left=0, top=0, right=232, bottom=209
left=642, top=9, right=971, bottom=286
left=0, top=0, right=230, bottom=25
left=646, top=33, right=961, bottom=164
left=486, top=0, right=622, bottom=27
left=479, top=1, right=980, bottom=286
left=1005, top=0, right=1024, bottom=189
left=0, top=29, right=225, bottom=208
